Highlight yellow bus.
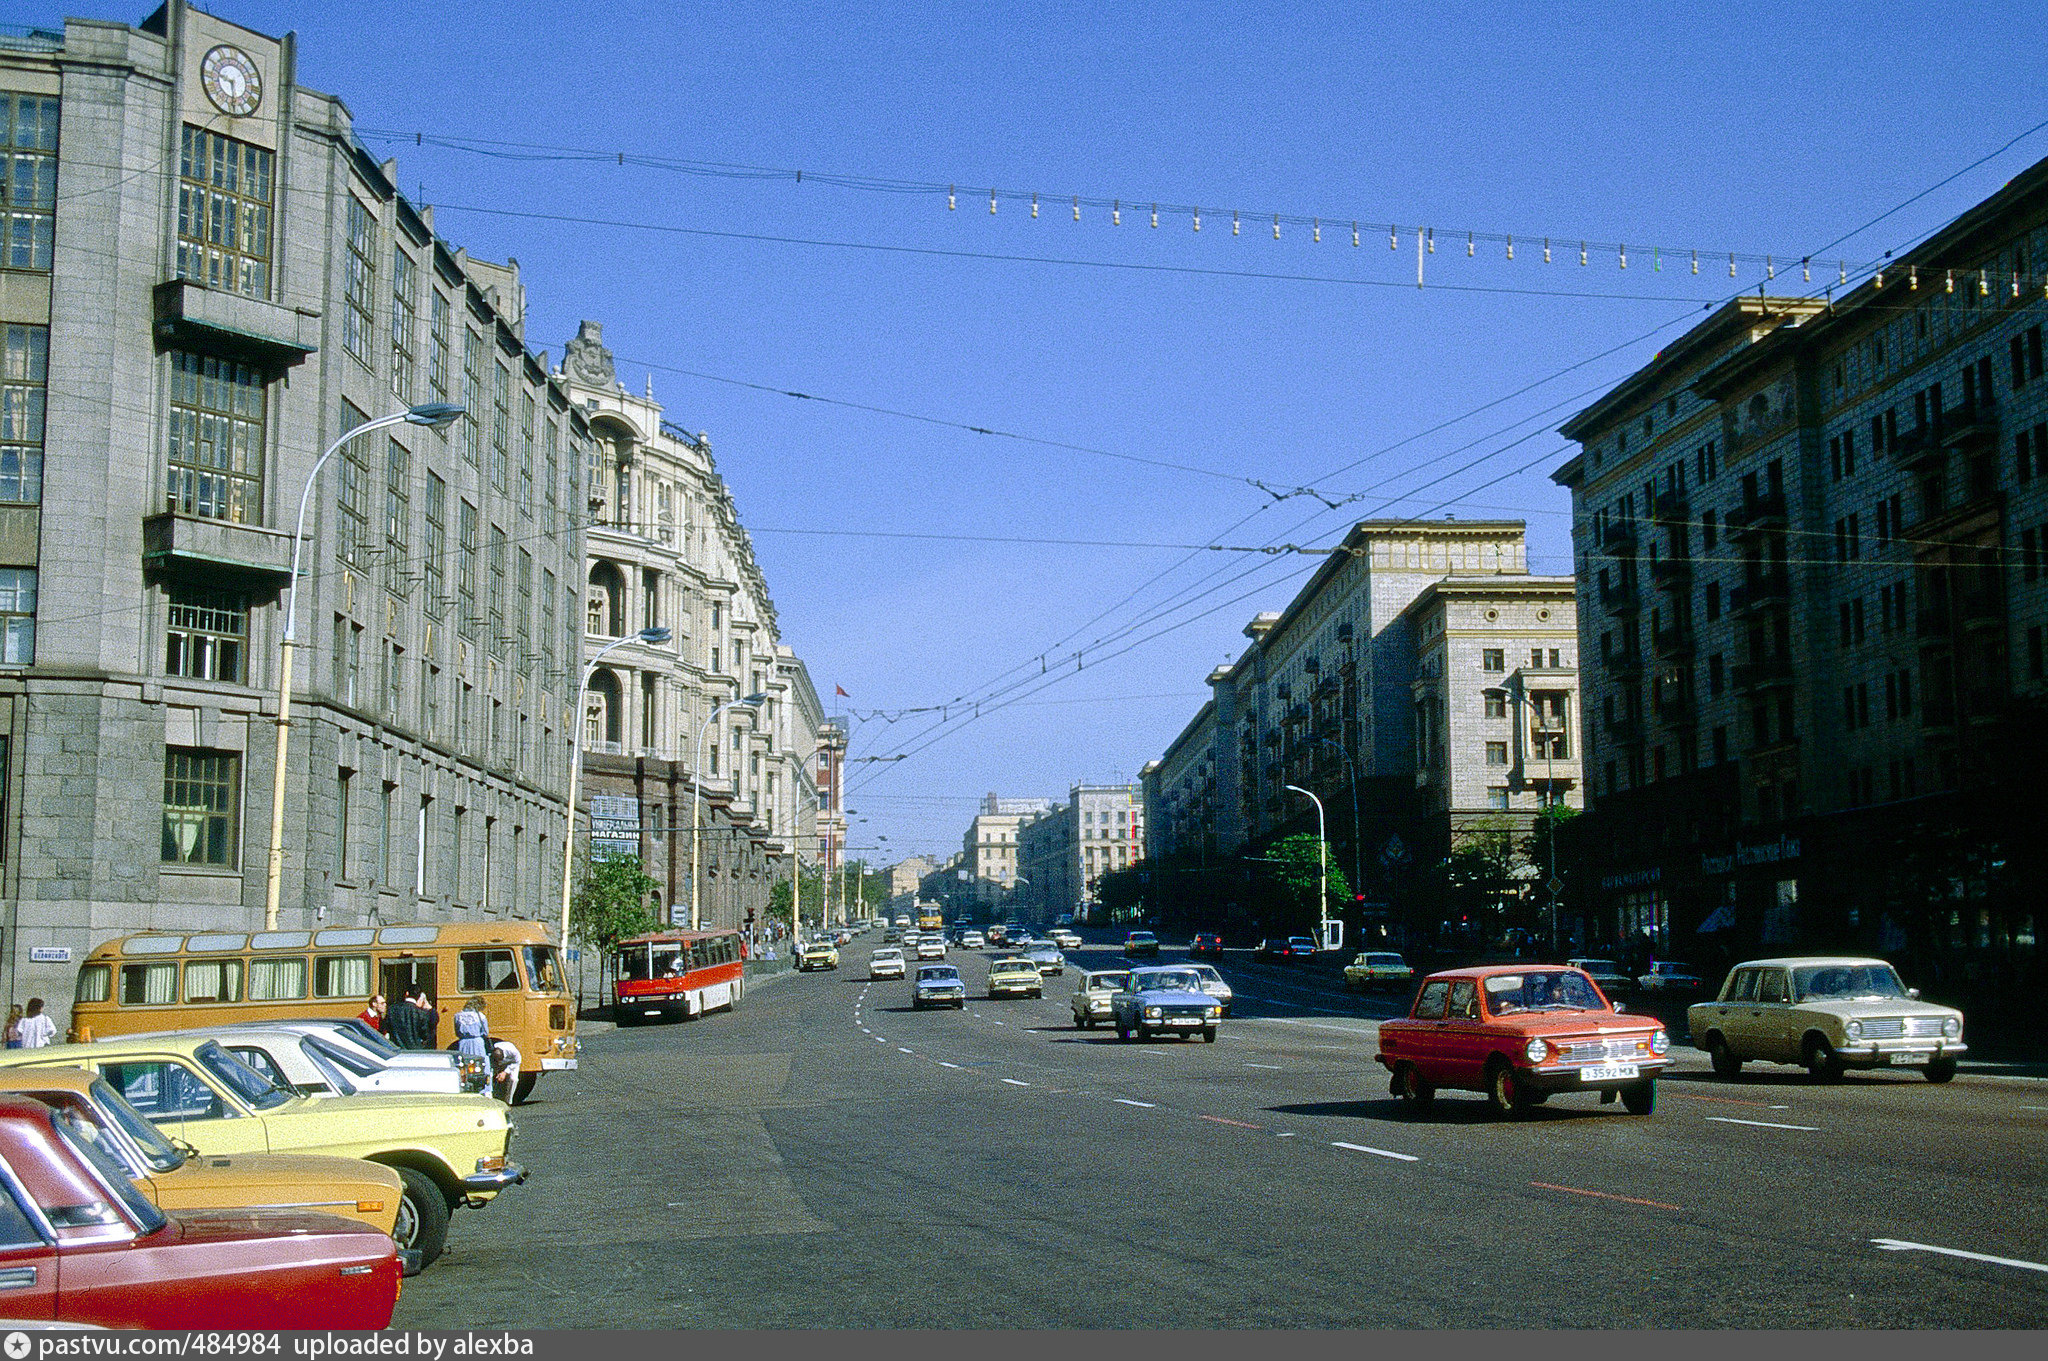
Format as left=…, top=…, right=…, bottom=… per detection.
left=68, top=921, right=577, bottom=1103
left=917, top=903, right=944, bottom=931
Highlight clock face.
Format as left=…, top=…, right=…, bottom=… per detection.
left=200, top=45, right=262, bottom=117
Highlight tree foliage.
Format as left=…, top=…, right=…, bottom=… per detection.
left=1269, top=834, right=1352, bottom=927
left=569, top=852, right=661, bottom=954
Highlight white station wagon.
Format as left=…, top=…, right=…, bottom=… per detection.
left=1687, top=956, right=1965, bottom=1083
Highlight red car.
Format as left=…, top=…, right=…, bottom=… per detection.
left=1190, top=934, right=1224, bottom=958
left=0, top=1096, right=400, bottom=1328
left=1375, top=965, right=1669, bottom=1117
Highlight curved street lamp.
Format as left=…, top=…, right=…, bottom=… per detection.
left=558, top=626, right=672, bottom=948
left=264, top=402, right=465, bottom=931
left=691, top=692, right=768, bottom=930
left=1283, top=783, right=1330, bottom=948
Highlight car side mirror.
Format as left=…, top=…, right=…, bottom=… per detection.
left=1907, top=988, right=1921, bottom=1001
left=1612, top=1002, right=1626, bottom=1013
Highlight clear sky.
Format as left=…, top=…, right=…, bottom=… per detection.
left=29, top=0, right=2048, bottom=863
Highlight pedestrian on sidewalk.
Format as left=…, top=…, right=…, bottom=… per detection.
left=17, top=999, right=56, bottom=1049
left=454, top=996, right=490, bottom=1061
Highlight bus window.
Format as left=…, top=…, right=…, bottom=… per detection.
left=619, top=946, right=652, bottom=982
left=118, top=962, right=177, bottom=1006
left=460, top=949, right=520, bottom=991
left=183, top=959, right=243, bottom=1004
left=648, top=945, right=683, bottom=980
left=100, top=1060, right=225, bottom=1122
left=75, top=965, right=110, bottom=1004
left=313, top=954, right=372, bottom=998
left=522, top=946, right=562, bottom=992
left=248, top=957, right=308, bottom=1001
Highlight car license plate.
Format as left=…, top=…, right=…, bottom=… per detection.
left=1580, top=1063, right=1639, bottom=1081
left=1168, top=1017, right=1200, bottom=1026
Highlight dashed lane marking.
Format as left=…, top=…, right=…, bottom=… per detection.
left=1332, top=1141, right=1418, bottom=1162
left=1202, top=1115, right=1264, bottom=1130
left=897, top=1047, right=914, bottom=1054
left=1664, top=1092, right=1785, bottom=1110
left=1245, top=1063, right=1282, bottom=1070
left=1114, top=1098, right=1157, bottom=1108
left=1001, top=1078, right=1031, bottom=1087
left=1531, top=1181, right=1681, bottom=1211
left=938, top=1062, right=961, bottom=1069
left=1872, top=1239, right=2048, bottom=1274
left=1706, top=1116, right=1820, bottom=1132
left=1275, top=1132, right=1297, bottom=1138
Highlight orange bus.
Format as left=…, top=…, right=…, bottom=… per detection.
left=608, top=930, right=745, bottom=1024
left=69, top=921, right=577, bottom=1102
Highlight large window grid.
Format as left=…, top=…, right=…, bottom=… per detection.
left=487, top=524, right=507, bottom=655
left=0, top=567, right=33, bottom=664
left=162, top=749, right=239, bottom=867
left=518, top=393, right=535, bottom=519
left=164, top=587, right=248, bottom=683
left=460, top=330, right=483, bottom=467
left=167, top=352, right=264, bottom=523
left=457, top=500, right=479, bottom=638
left=516, top=549, right=532, bottom=674
left=428, top=293, right=451, bottom=408
left=423, top=473, right=447, bottom=618
left=176, top=127, right=272, bottom=297
left=1, top=95, right=57, bottom=272
left=341, top=197, right=375, bottom=367
left=390, top=248, right=417, bottom=401
left=0, top=323, right=46, bottom=504
left=543, top=421, right=559, bottom=523
left=383, top=436, right=410, bottom=567
left=489, top=364, right=510, bottom=490
left=540, top=567, right=556, bottom=680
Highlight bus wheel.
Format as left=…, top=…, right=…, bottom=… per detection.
left=512, top=1072, right=537, bottom=1105
left=390, top=1167, right=450, bottom=1268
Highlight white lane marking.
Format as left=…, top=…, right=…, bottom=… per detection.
left=874, top=1036, right=887, bottom=1043
left=1114, top=1098, right=1157, bottom=1108
left=938, top=1061, right=961, bottom=1069
left=992, top=1020, right=1006, bottom=1026
left=897, top=1047, right=914, bottom=1054
left=2022, top=1105, right=2048, bottom=1112
left=1001, top=1078, right=1031, bottom=1087
left=1232, top=993, right=1307, bottom=1009
left=1276, top=1132, right=1297, bottom=1138
left=1332, top=1141, right=1419, bottom=1163
left=1872, top=1239, right=2048, bottom=1274
left=1706, top=1116, right=1820, bottom=1132
left=1245, top=1062, right=1282, bottom=1069
left=1140, top=1050, right=1169, bottom=1056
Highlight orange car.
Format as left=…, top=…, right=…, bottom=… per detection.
left=1376, top=965, right=1670, bottom=1117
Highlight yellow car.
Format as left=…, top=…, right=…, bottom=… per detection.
left=1343, top=952, right=1416, bottom=992
left=987, top=958, right=1044, bottom=999
left=797, top=940, right=840, bottom=971
left=0, top=1067, right=418, bottom=1271
left=0, top=1035, right=523, bottom=1269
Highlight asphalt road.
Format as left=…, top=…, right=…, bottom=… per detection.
left=396, top=934, right=2048, bottom=1328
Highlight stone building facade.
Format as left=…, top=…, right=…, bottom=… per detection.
left=1018, top=783, right=1144, bottom=921
left=0, top=5, right=588, bottom=1017
left=557, top=321, right=823, bottom=932
left=956, top=793, right=1052, bottom=911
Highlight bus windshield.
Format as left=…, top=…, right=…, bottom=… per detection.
left=523, top=946, right=563, bottom=992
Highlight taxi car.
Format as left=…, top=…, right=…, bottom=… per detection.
left=0, top=1096, right=401, bottom=1329
left=1070, top=970, right=1132, bottom=1028
left=797, top=939, right=840, bottom=971
left=1376, top=965, right=1670, bottom=1117
left=986, top=957, right=1044, bottom=999
left=1123, top=931, right=1160, bottom=958
left=1687, top=956, right=1965, bottom=1083
left=869, top=946, right=907, bottom=980
left=0, top=1068, right=411, bottom=1264
left=1109, top=967, right=1222, bottom=1042
left=0, top=1036, right=522, bottom=1269
left=911, top=965, right=968, bottom=1010
left=1342, top=951, right=1415, bottom=992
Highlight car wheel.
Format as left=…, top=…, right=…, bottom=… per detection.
left=1925, top=1057, right=1958, bottom=1084
left=1620, top=1079, right=1656, bottom=1115
left=1485, top=1060, right=1531, bottom=1117
left=389, top=1166, right=450, bottom=1270
left=1707, top=1034, right=1742, bottom=1079
left=1203, top=1028, right=1218, bottom=1043
left=1394, top=1062, right=1436, bottom=1112
left=1803, top=1034, right=1845, bottom=1083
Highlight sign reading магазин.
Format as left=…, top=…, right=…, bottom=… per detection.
left=588, top=794, right=642, bottom=857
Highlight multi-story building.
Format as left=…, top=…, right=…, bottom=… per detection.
left=1143, top=521, right=1581, bottom=935
left=556, top=321, right=821, bottom=931
left=1554, top=156, right=2048, bottom=975
left=956, top=793, right=1053, bottom=911
left=1019, top=783, right=1144, bottom=920
left=0, top=6, right=591, bottom=1016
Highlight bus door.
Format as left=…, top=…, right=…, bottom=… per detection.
left=381, top=957, right=439, bottom=1044
left=457, top=946, right=525, bottom=1039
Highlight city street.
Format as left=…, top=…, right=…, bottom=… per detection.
left=395, top=935, right=2048, bottom=1328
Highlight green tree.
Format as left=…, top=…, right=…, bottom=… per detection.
left=569, top=852, right=661, bottom=955
left=1097, top=863, right=1147, bottom=919
left=1269, top=833, right=1352, bottom=930
left=1444, top=820, right=1530, bottom=938
left=1522, top=804, right=1581, bottom=942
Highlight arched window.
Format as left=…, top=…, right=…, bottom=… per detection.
left=588, top=669, right=622, bottom=748
left=587, top=561, right=626, bottom=637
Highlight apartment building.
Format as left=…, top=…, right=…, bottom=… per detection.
left=958, top=793, right=1053, bottom=910
left=1018, top=783, right=1144, bottom=919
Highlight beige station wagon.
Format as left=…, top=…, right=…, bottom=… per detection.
left=1687, top=956, right=1964, bottom=1083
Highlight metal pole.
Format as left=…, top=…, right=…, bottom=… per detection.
left=1284, top=784, right=1327, bottom=945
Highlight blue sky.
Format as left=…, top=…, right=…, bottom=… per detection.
left=33, top=1, right=2048, bottom=860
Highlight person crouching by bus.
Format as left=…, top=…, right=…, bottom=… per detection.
left=358, top=993, right=387, bottom=1034
left=489, top=1039, right=521, bottom=1104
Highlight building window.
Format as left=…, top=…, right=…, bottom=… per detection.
left=461, top=330, right=484, bottom=467
left=162, top=748, right=239, bottom=867
left=543, top=421, right=560, bottom=523
left=332, top=615, right=361, bottom=706
left=488, top=525, right=507, bottom=654
left=1, top=95, right=58, bottom=272
left=490, top=365, right=511, bottom=490
left=1485, top=741, right=1508, bottom=765
left=390, top=248, right=417, bottom=400
left=167, top=352, right=264, bottom=523
left=516, top=549, right=533, bottom=672
left=423, top=473, right=447, bottom=618
left=1484, top=691, right=1507, bottom=718
left=428, top=291, right=451, bottom=408
left=342, top=197, right=376, bottom=367
left=519, top=393, right=536, bottom=519
left=457, top=501, right=479, bottom=638
left=1481, top=649, right=1505, bottom=672
left=176, top=127, right=272, bottom=296
left=0, top=567, right=33, bottom=664
left=335, top=770, right=352, bottom=882
left=165, top=587, right=248, bottom=682
left=384, top=437, right=410, bottom=566
left=0, top=324, right=47, bottom=503
left=1487, top=788, right=1510, bottom=811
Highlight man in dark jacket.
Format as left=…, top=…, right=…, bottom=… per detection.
left=390, top=988, right=435, bottom=1049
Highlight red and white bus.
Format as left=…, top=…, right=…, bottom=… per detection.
left=608, top=930, right=746, bottom=1024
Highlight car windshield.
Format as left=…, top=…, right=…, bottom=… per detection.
left=1141, top=971, right=1203, bottom=993
left=1087, top=973, right=1131, bottom=992
left=918, top=968, right=960, bottom=982
left=87, top=1079, right=185, bottom=1174
left=335, top=1018, right=402, bottom=1058
left=1483, top=971, right=1605, bottom=1014
left=993, top=962, right=1036, bottom=975
left=288, top=1039, right=359, bottom=1097
left=1128, top=933, right=1156, bottom=943
left=1792, top=964, right=1909, bottom=1002
left=195, top=1040, right=293, bottom=1111
left=48, top=1109, right=165, bottom=1235
left=1571, top=959, right=1618, bottom=973
left=1188, top=965, right=1224, bottom=984
left=873, top=949, right=902, bottom=961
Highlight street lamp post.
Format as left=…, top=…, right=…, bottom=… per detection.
left=264, top=402, right=464, bottom=932
left=558, top=627, right=673, bottom=950
left=691, top=692, right=768, bottom=930
left=1316, top=736, right=1365, bottom=927
left=1283, top=784, right=1329, bottom=948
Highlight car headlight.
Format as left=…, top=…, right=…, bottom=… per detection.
left=1144, top=1006, right=1162, bottom=1018
left=1943, top=1017, right=1961, bottom=1038
left=1206, top=1008, right=1220, bottom=1019
left=1845, top=1020, right=1863, bottom=1040
left=1650, top=1029, right=1669, bottom=1055
left=1524, top=1037, right=1549, bottom=1064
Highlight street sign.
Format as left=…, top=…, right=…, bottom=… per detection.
left=1547, top=877, right=1564, bottom=896
left=1379, top=834, right=1410, bottom=868
left=27, top=947, right=70, bottom=964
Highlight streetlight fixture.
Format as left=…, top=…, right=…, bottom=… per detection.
left=559, top=626, right=673, bottom=949
left=263, top=402, right=465, bottom=931
left=1316, top=736, right=1365, bottom=927
left=1283, top=783, right=1332, bottom=950
left=691, top=691, right=769, bottom=930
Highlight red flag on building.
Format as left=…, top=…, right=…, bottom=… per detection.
left=835, top=685, right=849, bottom=697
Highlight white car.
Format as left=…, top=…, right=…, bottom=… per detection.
left=869, top=947, right=906, bottom=980
left=1636, top=961, right=1705, bottom=992
left=1689, top=957, right=1965, bottom=1083
left=915, top=936, right=947, bottom=960
left=1048, top=928, right=1082, bottom=949
left=1185, top=963, right=1233, bottom=1015
left=257, top=1018, right=478, bottom=1091
left=128, top=1025, right=465, bottom=1098
left=960, top=930, right=986, bottom=950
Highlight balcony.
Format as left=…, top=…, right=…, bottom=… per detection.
left=1649, top=555, right=1691, bottom=590
left=1600, top=579, right=1640, bottom=614
left=1940, top=400, right=1998, bottom=450
left=153, top=279, right=318, bottom=365
left=1651, top=487, right=1688, bottom=524
left=1729, top=571, right=1791, bottom=614
left=1724, top=490, right=1788, bottom=539
left=1651, top=625, right=1695, bottom=660
left=142, top=512, right=296, bottom=587
left=1600, top=520, right=1637, bottom=552
left=1732, top=656, right=1794, bottom=691
left=1653, top=693, right=1696, bottom=726
left=1604, top=717, right=1644, bottom=745
left=1606, top=648, right=1645, bottom=679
